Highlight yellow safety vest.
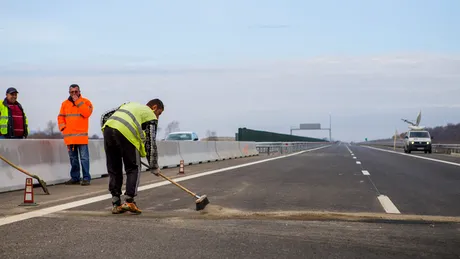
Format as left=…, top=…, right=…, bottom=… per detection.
left=0, top=100, right=29, bottom=137
left=102, top=102, right=157, bottom=157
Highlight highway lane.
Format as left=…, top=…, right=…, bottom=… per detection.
left=1, top=144, right=459, bottom=258
left=360, top=144, right=460, bottom=164
left=68, top=144, right=382, bottom=214
left=349, top=145, right=460, bottom=217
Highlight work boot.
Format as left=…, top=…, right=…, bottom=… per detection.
left=81, top=180, right=91, bottom=186
left=112, top=205, right=126, bottom=214
left=111, top=196, right=126, bottom=214
left=64, top=179, right=80, bottom=185
left=121, top=201, right=142, bottom=214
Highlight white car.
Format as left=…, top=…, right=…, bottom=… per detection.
left=165, top=131, right=199, bottom=141
left=403, top=130, right=432, bottom=154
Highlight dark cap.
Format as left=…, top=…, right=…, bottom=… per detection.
left=6, top=87, right=18, bottom=94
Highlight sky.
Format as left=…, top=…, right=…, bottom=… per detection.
left=1, top=0, right=459, bottom=142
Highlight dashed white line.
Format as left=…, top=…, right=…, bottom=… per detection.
left=377, top=195, right=401, bottom=214
left=353, top=157, right=357, bottom=159
left=0, top=145, right=332, bottom=227
left=362, top=170, right=370, bottom=175
left=356, top=161, right=361, bottom=164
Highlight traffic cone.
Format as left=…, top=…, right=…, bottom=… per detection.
left=178, top=160, right=185, bottom=174
left=19, top=177, right=38, bottom=206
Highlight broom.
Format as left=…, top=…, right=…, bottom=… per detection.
left=141, top=161, right=209, bottom=211
left=0, top=154, right=50, bottom=195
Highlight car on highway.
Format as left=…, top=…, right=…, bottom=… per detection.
left=403, top=130, right=433, bottom=154
left=165, top=131, right=199, bottom=141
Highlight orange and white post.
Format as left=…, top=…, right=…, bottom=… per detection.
left=19, top=177, right=37, bottom=206
left=178, top=160, right=185, bottom=174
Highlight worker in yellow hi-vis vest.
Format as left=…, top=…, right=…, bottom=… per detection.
left=101, top=99, right=164, bottom=214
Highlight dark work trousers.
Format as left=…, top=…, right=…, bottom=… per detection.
left=103, top=126, right=141, bottom=200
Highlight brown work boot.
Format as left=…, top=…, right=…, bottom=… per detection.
left=121, top=201, right=142, bottom=214
left=81, top=180, right=91, bottom=186
left=64, top=179, right=80, bottom=185
left=112, top=204, right=126, bottom=214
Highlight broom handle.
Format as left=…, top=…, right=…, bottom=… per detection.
left=0, top=154, right=35, bottom=178
left=141, top=161, right=198, bottom=198
left=157, top=172, right=198, bottom=198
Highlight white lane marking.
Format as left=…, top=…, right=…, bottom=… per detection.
left=353, top=157, right=357, bottom=159
left=0, top=145, right=332, bottom=227
left=362, top=170, right=370, bottom=175
left=377, top=195, right=401, bottom=214
left=363, top=146, right=460, bottom=168
left=356, top=161, right=361, bottom=164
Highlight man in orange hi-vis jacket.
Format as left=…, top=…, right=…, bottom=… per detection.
left=57, top=84, right=94, bottom=186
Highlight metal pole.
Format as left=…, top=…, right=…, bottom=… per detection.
left=329, top=113, right=332, bottom=142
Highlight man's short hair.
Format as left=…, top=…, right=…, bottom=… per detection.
left=146, top=99, right=164, bottom=109
left=69, top=84, right=80, bottom=89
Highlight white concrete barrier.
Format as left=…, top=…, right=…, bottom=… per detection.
left=215, top=141, right=243, bottom=160
left=0, top=139, right=259, bottom=193
left=178, top=141, right=219, bottom=165
left=0, top=139, right=107, bottom=193
left=238, top=141, right=259, bottom=157
left=157, top=141, right=183, bottom=168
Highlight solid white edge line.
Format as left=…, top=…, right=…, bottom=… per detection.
left=377, top=195, right=401, bottom=214
left=0, top=145, right=332, bottom=227
left=361, top=170, right=370, bottom=175
left=363, top=146, right=460, bottom=167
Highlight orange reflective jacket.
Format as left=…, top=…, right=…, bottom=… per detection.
left=57, top=96, right=93, bottom=145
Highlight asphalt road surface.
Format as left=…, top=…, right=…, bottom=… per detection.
left=1, top=144, right=459, bottom=259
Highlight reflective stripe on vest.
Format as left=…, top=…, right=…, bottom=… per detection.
left=117, top=109, right=146, bottom=141
left=108, top=115, right=143, bottom=142
left=63, top=133, right=88, bottom=138
left=0, top=102, right=28, bottom=136
left=60, top=113, right=82, bottom=117
left=103, top=102, right=156, bottom=157
left=0, top=104, right=9, bottom=135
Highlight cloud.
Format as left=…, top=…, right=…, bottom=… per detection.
left=1, top=53, right=459, bottom=142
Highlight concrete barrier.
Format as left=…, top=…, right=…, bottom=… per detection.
left=157, top=141, right=183, bottom=168
left=0, top=139, right=107, bottom=193
left=238, top=141, right=258, bottom=157
left=0, top=139, right=259, bottom=193
left=215, top=141, right=243, bottom=160
left=178, top=141, right=219, bottom=165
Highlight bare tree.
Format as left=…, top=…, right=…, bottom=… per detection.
left=164, top=121, right=180, bottom=138
left=206, top=130, right=217, bottom=140
left=46, top=120, right=57, bottom=135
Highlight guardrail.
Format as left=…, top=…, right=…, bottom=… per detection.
left=0, top=139, right=259, bottom=193
left=255, top=142, right=330, bottom=155
left=358, top=141, right=460, bottom=154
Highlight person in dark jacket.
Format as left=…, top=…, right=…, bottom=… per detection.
left=0, top=87, right=29, bottom=139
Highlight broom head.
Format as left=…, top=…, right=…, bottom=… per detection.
left=195, top=195, right=210, bottom=211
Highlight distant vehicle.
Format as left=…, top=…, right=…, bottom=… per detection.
left=165, top=131, right=199, bottom=141
left=403, top=130, right=432, bottom=154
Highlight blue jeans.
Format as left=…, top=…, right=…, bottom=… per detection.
left=68, top=144, right=91, bottom=182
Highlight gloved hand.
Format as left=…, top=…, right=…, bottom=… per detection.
left=151, top=168, right=160, bottom=176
